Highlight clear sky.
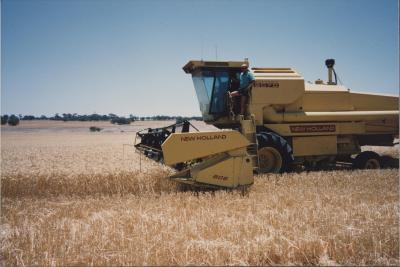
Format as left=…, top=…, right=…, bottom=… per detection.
left=1, top=0, right=398, bottom=117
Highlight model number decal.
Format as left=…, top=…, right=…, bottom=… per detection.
left=213, top=174, right=228, bottom=181
left=255, top=81, right=279, bottom=88
left=290, top=125, right=336, bottom=133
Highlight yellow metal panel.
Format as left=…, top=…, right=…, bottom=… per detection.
left=254, top=75, right=302, bottom=78
left=284, top=110, right=399, bottom=122
left=252, top=79, right=304, bottom=105
left=302, top=91, right=353, bottom=111
left=194, top=157, right=236, bottom=187
left=350, top=92, right=398, bottom=111
left=262, top=106, right=399, bottom=124
left=293, top=136, right=337, bottom=156
left=162, top=131, right=250, bottom=165
left=252, top=67, right=292, bottom=70
left=253, top=70, right=295, bottom=73
left=264, top=122, right=366, bottom=136
left=234, top=157, right=253, bottom=186
left=365, top=119, right=399, bottom=133
left=305, top=84, right=349, bottom=92
left=192, top=156, right=253, bottom=188
left=249, top=104, right=265, bottom=125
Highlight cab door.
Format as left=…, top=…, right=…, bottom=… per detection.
left=209, top=71, right=230, bottom=115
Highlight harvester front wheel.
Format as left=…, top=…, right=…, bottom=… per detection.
left=257, top=132, right=294, bottom=173
left=353, top=151, right=381, bottom=169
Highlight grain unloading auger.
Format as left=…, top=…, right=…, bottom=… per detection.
left=135, top=59, right=399, bottom=189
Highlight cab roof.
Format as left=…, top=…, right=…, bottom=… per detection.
left=183, top=60, right=247, bottom=73
left=183, top=60, right=302, bottom=79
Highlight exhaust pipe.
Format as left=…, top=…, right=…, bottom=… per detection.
left=325, top=59, right=336, bottom=85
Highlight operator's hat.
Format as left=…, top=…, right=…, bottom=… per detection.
left=241, top=63, right=248, bottom=68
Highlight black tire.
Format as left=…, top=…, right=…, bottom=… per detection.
left=379, top=155, right=399, bottom=169
left=257, top=132, right=294, bottom=173
left=353, top=151, right=381, bottom=169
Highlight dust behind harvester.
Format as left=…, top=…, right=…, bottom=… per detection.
left=135, top=59, right=399, bottom=189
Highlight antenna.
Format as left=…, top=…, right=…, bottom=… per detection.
left=215, top=44, right=218, bottom=60
left=201, top=38, right=204, bottom=61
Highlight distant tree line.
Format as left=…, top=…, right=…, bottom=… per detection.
left=1, top=114, right=20, bottom=126
left=1, top=113, right=202, bottom=126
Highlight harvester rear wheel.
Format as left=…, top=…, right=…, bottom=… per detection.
left=380, top=155, right=399, bottom=169
left=257, top=132, right=294, bottom=173
left=353, top=151, right=381, bottom=169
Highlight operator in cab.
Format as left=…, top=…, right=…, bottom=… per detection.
left=229, top=63, right=255, bottom=116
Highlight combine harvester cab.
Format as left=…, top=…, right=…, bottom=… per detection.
left=135, top=58, right=399, bottom=189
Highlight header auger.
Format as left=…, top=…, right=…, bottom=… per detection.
left=135, top=59, right=399, bottom=189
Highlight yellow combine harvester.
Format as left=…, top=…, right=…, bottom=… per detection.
left=135, top=59, right=399, bottom=189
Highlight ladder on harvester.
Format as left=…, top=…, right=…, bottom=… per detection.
left=239, top=115, right=260, bottom=173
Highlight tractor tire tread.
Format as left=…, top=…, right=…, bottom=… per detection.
left=257, top=132, right=294, bottom=173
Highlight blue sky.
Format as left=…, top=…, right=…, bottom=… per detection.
left=1, top=0, right=398, bottom=116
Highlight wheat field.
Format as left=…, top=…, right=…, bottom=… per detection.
left=1, top=121, right=399, bottom=266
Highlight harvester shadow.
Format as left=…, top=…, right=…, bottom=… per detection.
left=291, top=155, right=398, bottom=174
